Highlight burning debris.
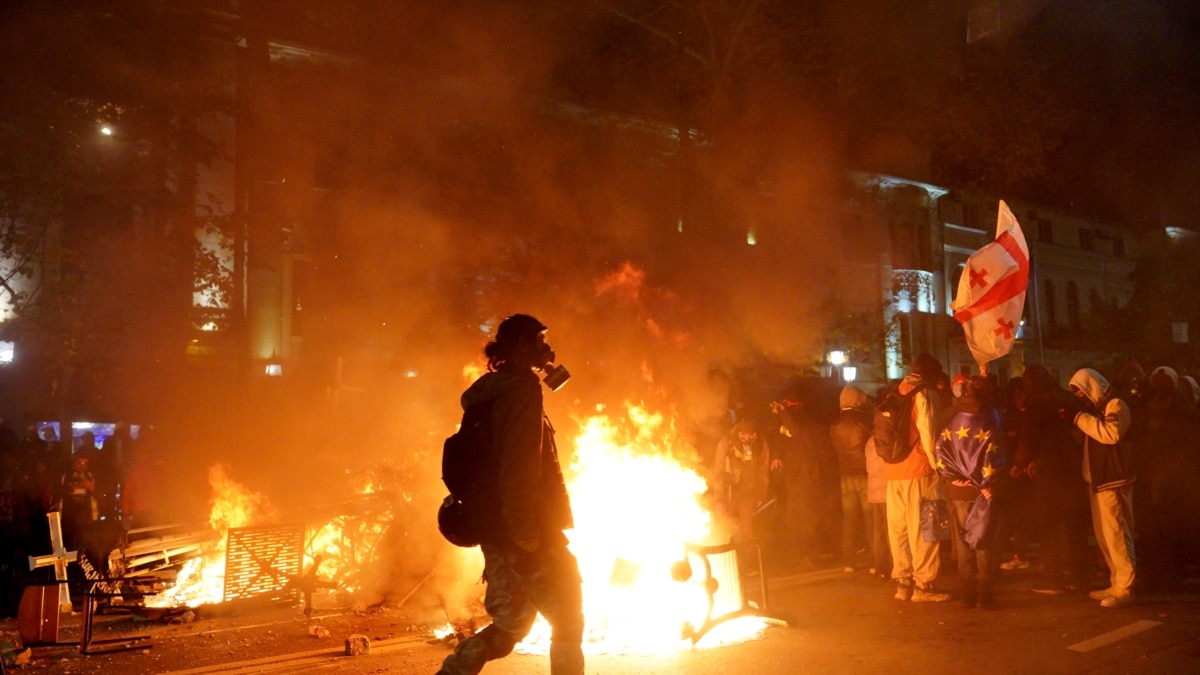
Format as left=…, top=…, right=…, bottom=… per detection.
left=121, top=463, right=403, bottom=616
left=439, top=401, right=773, bottom=656
left=65, top=401, right=777, bottom=656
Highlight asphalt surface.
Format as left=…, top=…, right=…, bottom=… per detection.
left=3, top=561, right=1199, bottom=674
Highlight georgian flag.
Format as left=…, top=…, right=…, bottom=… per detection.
left=951, top=200, right=1029, bottom=367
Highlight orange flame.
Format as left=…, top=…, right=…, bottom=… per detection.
left=146, top=466, right=278, bottom=608
left=462, top=362, right=485, bottom=382
left=513, top=403, right=766, bottom=654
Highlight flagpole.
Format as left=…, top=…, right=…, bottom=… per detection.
left=1030, top=252, right=1046, bottom=365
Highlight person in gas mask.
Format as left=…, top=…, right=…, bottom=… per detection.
left=714, top=416, right=773, bottom=568
left=438, top=314, right=582, bottom=675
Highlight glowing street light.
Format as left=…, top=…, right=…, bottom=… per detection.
left=265, top=351, right=282, bottom=377
left=827, top=350, right=847, bottom=366
left=99, top=125, right=113, bottom=136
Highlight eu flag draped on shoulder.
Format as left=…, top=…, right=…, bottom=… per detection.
left=951, top=200, right=1029, bottom=374
left=934, top=389, right=1005, bottom=549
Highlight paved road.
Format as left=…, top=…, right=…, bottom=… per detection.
left=5, top=564, right=1199, bottom=674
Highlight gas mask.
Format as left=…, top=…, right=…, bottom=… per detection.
left=535, top=342, right=570, bottom=392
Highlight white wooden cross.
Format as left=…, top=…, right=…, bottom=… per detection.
left=28, top=511, right=77, bottom=613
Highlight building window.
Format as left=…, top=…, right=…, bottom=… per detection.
left=1079, top=228, right=1095, bottom=252
left=963, top=203, right=980, bottom=230
left=1067, top=281, right=1081, bottom=332
left=1044, top=279, right=1057, bottom=329
left=1035, top=214, right=1053, bottom=244
left=893, top=269, right=935, bottom=313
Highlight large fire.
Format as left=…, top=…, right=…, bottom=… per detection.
left=145, top=465, right=279, bottom=608
left=515, top=402, right=767, bottom=654
left=142, top=401, right=768, bottom=652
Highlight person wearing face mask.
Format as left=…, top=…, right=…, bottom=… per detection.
left=438, top=314, right=582, bottom=675
left=1068, top=367, right=1136, bottom=608
left=714, top=416, right=774, bottom=569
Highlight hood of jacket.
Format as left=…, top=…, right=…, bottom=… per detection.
left=839, top=385, right=869, bottom=411
left=1150, top=365, right=1179, bottom=388
left=1184, top=376, right=1200, bottom=405
left=898, top=373, right=924, bottom=395
left=461, top=367, right=539, bottom=409
left=1069, top=368, right=1110, bottom=407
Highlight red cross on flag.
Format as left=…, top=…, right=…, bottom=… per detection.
left=951, top=200, right=1029, bottom=369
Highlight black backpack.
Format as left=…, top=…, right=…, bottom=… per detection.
left=438, top=400, right=497, bottom=547
left=873, top=384, right=924, bottom=464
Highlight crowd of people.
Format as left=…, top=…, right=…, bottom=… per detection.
left=709, top=353, right=1200, bottom=608
left=0, top=423, right=159, bottom=615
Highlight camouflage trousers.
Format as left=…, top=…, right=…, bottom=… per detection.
left=439, top=541, right=584, bottom=675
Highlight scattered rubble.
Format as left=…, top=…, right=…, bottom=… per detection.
left=344, top=634, right=370, bottom=655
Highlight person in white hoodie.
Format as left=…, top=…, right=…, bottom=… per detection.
left=1068, top=367, right=1136, bottom=608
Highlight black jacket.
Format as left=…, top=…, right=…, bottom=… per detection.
left=1070, top=368, right=1135, bottom=492
left=461, top=367, right=573, bottom=546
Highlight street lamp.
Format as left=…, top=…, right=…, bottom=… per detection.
left=265, top=351, right=283, bottom=377
left=822, top=350, right=853, bottom=384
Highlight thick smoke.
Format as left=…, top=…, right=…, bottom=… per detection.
left=211, top=2, right=848, bottom=616
left=7, top=0, right=1196, bottom=620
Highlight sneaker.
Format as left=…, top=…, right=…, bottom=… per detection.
left=999, top=556, right=1029, bottom=571
left=894, top=584, right=913, bottom=601
left=868, top=568, right=877, bottom=575
left=843, top=567, right=855, bottom=574
left=1100, top=593, right=1134, bottom=608
left=911, top=588, right=953, bottom=603
left=1088, top=588, right=1114, bottom=601
left=1031, top=582, right=1067, bottom=596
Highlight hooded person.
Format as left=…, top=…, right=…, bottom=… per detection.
left=884, top=353, right=952, bottom=603
left=1133, top=366, right=1195, bottom=588
left=1179, top=375, right=1200, bottom=407
left=830, top=384, right=873, bottom=571
left=1068, top=367, right=1137, bottom=608
left=438, top=314, right=583, bottom=675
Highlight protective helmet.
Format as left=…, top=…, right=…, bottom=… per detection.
left=437, top=495, right=480, bottom=548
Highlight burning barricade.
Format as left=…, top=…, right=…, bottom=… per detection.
left=107, top=400, right=777, bottom=655
left=438, top=402, right=776, bottom=656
